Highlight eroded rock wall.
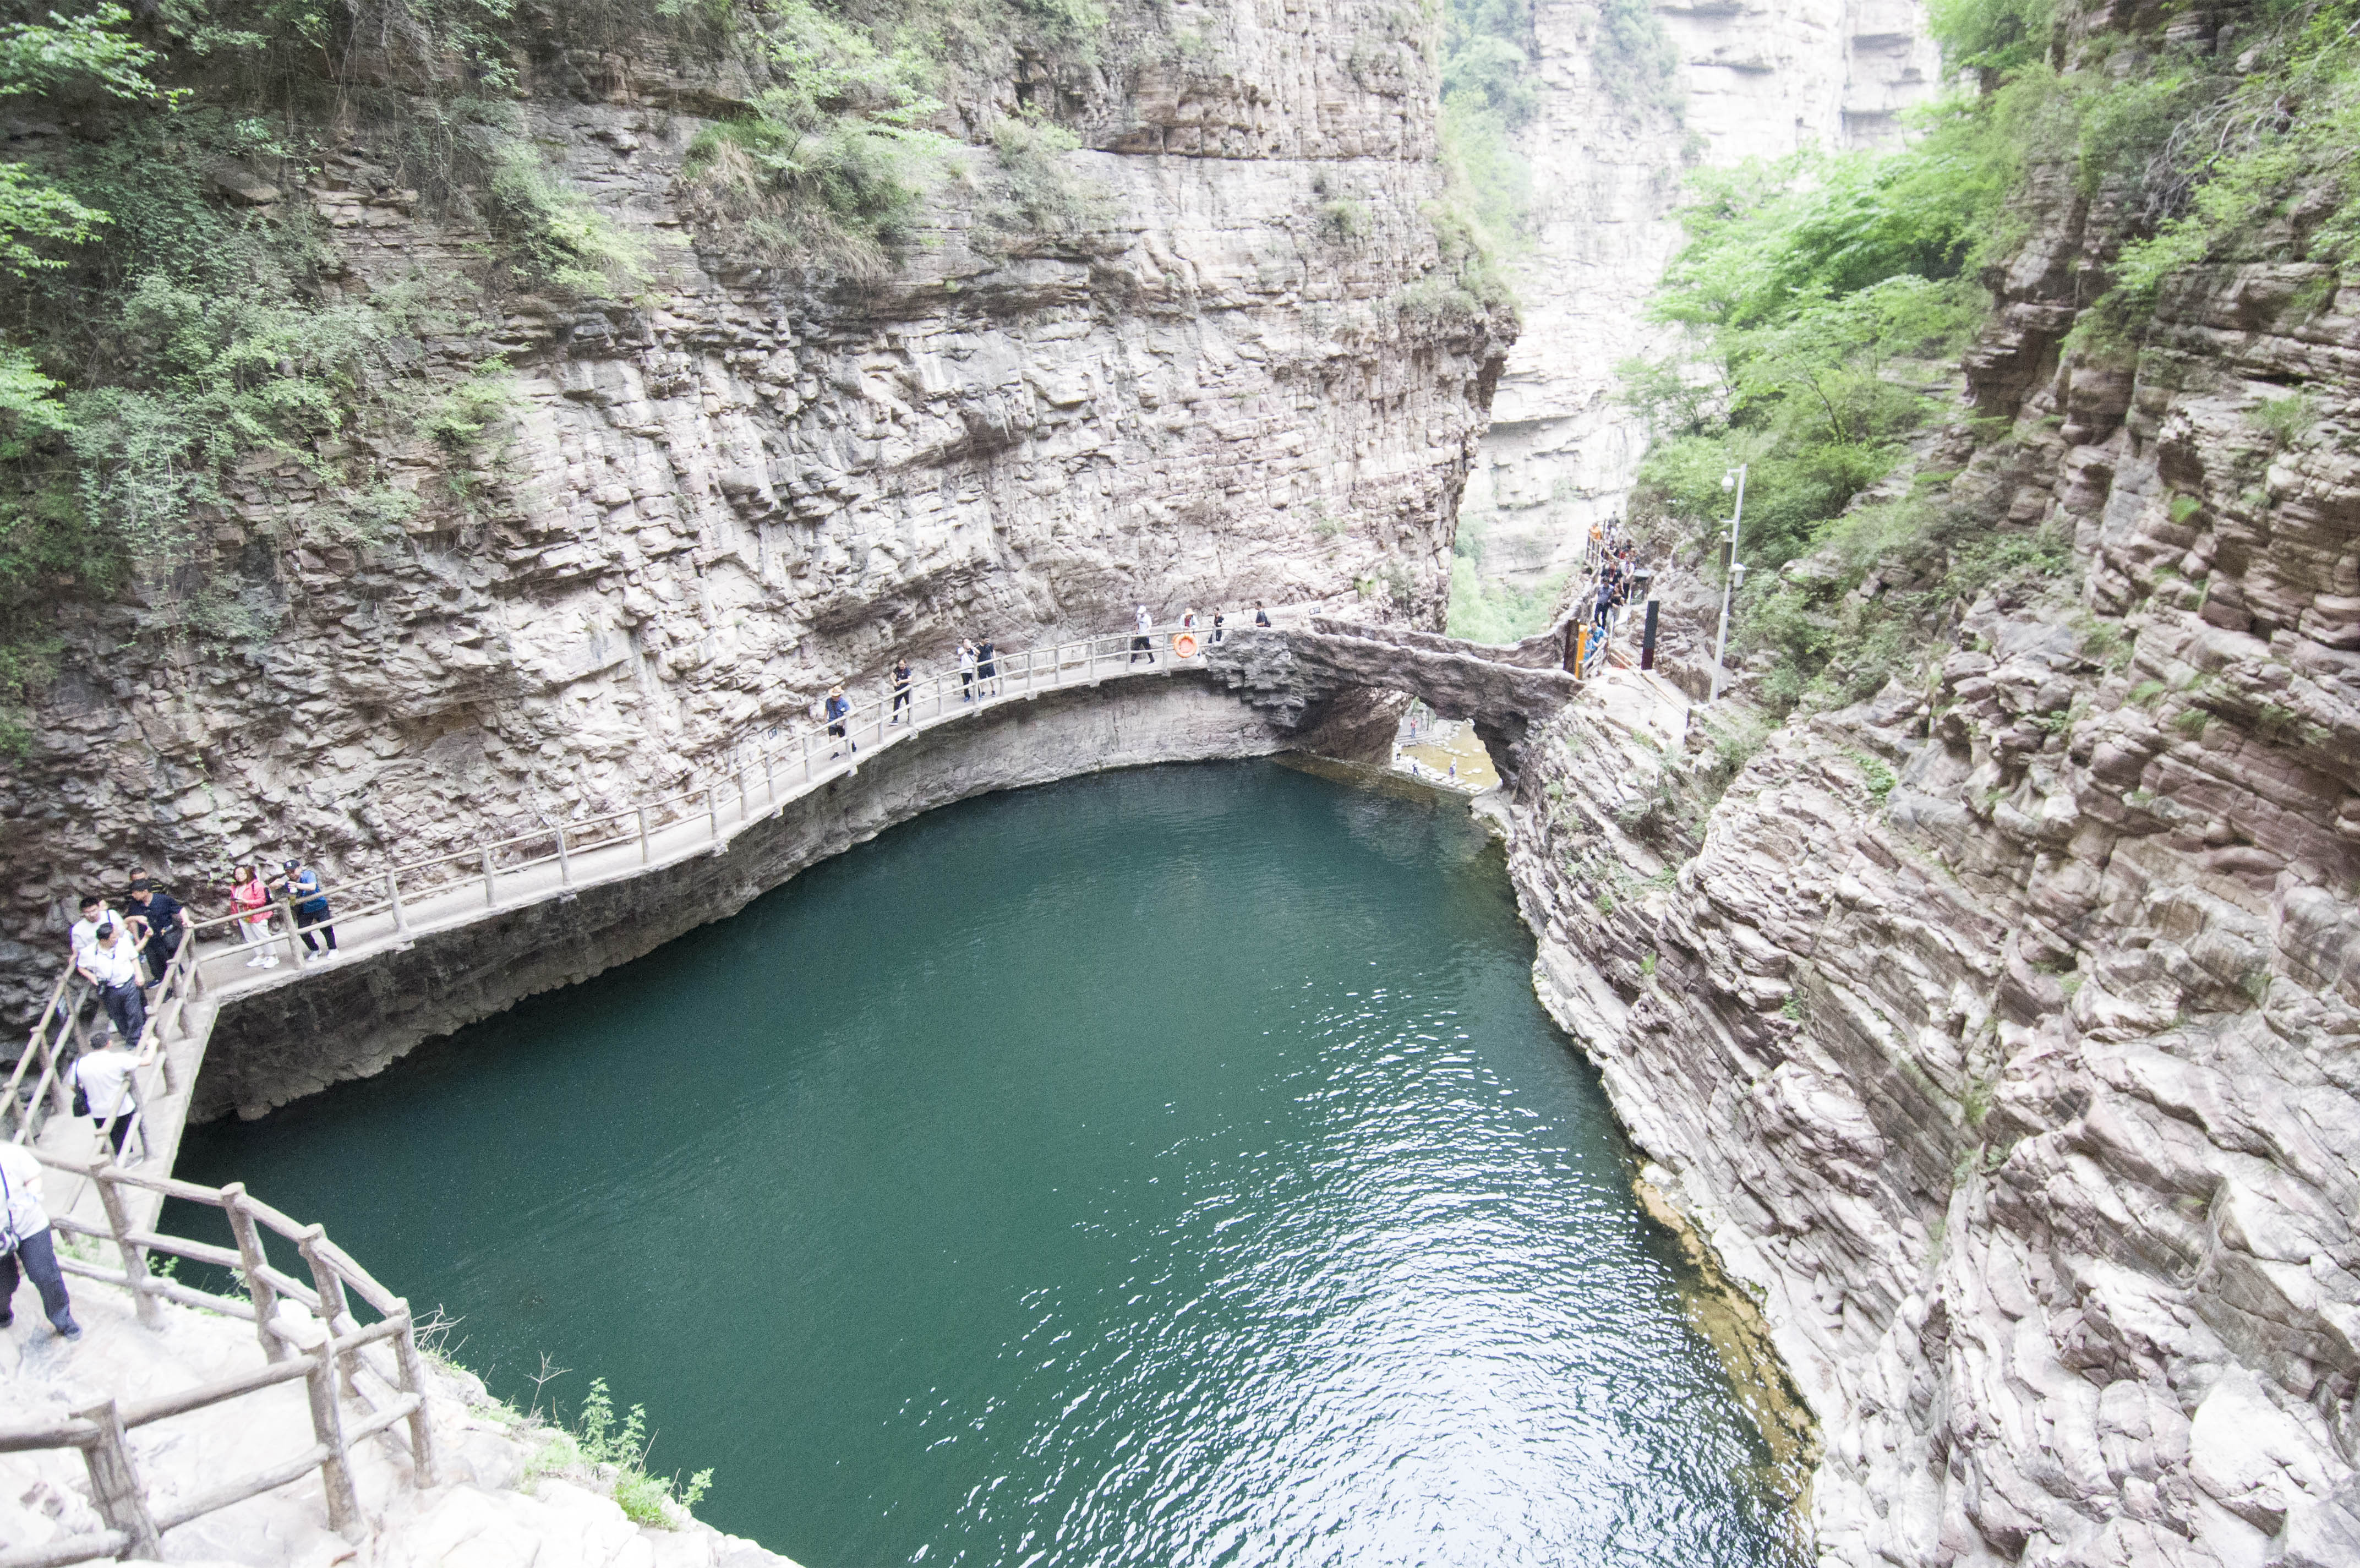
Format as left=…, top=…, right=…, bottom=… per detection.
left=1461, top=0, right=1938, bottom=588
left=1, top=0, right=1511, bottom=1023
left=1500, top=15, right=2360, bottom=1566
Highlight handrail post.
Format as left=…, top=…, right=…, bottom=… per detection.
left=481, top=849, right=498, bottom=908
left=739, top=768, right=752, bottom=822
left=277, top=894, right=304, bottom=967
left=73, top=1398, right=162, bottom=1561
left=555, top=823, right=573, bottom=889
left=706, top=785, right=720, bottom=844
left=221, top=1183, right=289, bottom=1362
left=801, top=730, right=813, bottom=783
left=390, top=1299, right=442, bottom=1487
left=92, top=1163, right=159, bottom=1329
left=762, top=749, right=775, bottom=806
left=298, top=1224, right=360, bottom=1395
left=303, top=1326, right=364, bottom=1538
left=636, top=806, right=651, bottom=864
left=387, top=870, right=409, bottom=935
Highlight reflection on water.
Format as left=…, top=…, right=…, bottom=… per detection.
left=179, top=761, right=1801, bottom=1567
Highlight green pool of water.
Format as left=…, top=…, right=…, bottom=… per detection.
left=177, top=761, right=1798, bottom=1567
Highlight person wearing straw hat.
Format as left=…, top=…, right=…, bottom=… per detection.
left=0, top=1141, right=81, bottom=1340
left=69, top=1026, right=140, bottom=1161
left=826, top=685, right=856, bottom=758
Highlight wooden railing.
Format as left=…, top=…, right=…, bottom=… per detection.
left=6, top=932, right=204, bottom=1154
left=0, top=1151, right=439, bottom=1568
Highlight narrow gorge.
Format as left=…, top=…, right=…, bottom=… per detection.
left=6, top=0, right=2360, bottom=1564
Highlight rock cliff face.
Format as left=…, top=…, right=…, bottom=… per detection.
left=1460, top=0, right=1938, bottom=588
left=1, top=0, right=1510, bottom=1021
left=1501, top=30, right=2360, bottom=1568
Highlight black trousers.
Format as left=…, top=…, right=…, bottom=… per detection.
left=97, top=980, right=145, bottom=1046
left=1, top=1227, right=77, bottom=1331
left=94, top=1112, right=134, bottom=1155
left=892, top=688, right=910, bottom=717
left=294, top=902, right=337, bottom=952
left=1130, top=635, right=1155, bottom=663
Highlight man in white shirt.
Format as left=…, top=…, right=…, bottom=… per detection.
left=0, top=1142, right=81, bottom=1340
left=77, top=920, right=146, bottom=1050
left=1130, top=604, right=1156, bottom=665
left=70, top=1029, right=142, bottom=1161
left=67, top=894, right=110, bottom=967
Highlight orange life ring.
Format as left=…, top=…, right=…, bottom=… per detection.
left=1172, top=632, right=1199, bottom=658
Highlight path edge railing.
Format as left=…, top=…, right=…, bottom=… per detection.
left=0, top=1149, right=438, bottom=1568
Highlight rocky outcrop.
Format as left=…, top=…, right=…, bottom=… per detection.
left=1461, top=0, right=1938, bottom=588
left=1498, top=31, right=2360, bottom=1568
left=1, top=0, right=1510, bottom=1027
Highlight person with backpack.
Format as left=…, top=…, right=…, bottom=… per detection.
left=272, top=858, right=337, bottom=958
left=891, top=658, right=913, bottom=724
left=69, top=1028, right=140, bottom=1160
left=0, top=1141, right=81, bottom=1340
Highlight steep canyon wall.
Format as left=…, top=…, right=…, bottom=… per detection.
left=0, top=0, right=1510, bottom=1021
left=1461, top=0, right=1939, bottom=590
left=1504, top=6, right=2360, bottom=1565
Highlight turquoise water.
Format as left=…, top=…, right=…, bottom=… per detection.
left=177, top=761, right=1796, bottom=1567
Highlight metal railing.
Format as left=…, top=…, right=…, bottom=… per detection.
left=0, top=1151, right=439, bottom=1568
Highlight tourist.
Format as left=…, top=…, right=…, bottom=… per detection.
left=959, top=639, right=977, bottom=701
left=1181, top=608, right=1198, bottom=632
left=274, top=858, right=337, bottom=959
left=125, top=877, right=189, bottom=982
left=1212, top=610, right=1226, bottom=644
left=1254, top=603, right=1272, bottom=628
left=76, top=921, right=146, bottom=1048
left=67, top=894, right=110, bottom=968
left=826, top=685, right=855, bottom=757
left=891, top=658, right=913, bottom=723
left=70, top=1028, right=140, bottom=1160
left=977, top=637, right=999, bottom=695
left=0, top=1140, right=81, bottom=1340
left=1131, top=605, right=1156, bottom=664
left=231, top=865, right=277, bottom=969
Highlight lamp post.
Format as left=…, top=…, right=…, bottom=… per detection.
left=1709, top=464, right=1748, bottom=701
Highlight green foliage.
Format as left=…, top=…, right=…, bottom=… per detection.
left=573, top=1377, right=713, bottom=1529
left=984, top=112, right=1115, bottom=248
left=1446, top=516, right=1563, bottom=641
left=485, top=145, right=654, bottom=298
left=2247, top=390, right=2315, bottom=446
left=1929, top=0, right=2050, bottom=79
left=1593, top=0, right=1679, bottom=117
left=2055, top=2, right=2360, bottom=342
left=678, top=0, right=950, bottom=273
left=1440, top=0, right=1535, bottom=254
left=0, top=4, right=177, bottom=277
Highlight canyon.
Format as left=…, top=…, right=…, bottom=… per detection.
left=10, top=0, right=2360, bottom=1565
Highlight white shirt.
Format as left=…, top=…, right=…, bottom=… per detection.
left=69, top=915, right=108, bottom=964
left=81, top=938, right=141, bottom=990
left=0, top=1142, right=48, bottom=1243
left=1135, top=608, right=1152, bottom=631
left=73, top=1050, right=139, bottom=1118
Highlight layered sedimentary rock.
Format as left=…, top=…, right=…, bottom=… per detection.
left=1461, top=0, right=1938, bottom=588
left=1503, top=31, right=2360, bottom=1568
left=0, top=0, right=1510, bottom=1022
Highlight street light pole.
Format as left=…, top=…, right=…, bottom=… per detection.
left=1709, top=463, right=1747, bottom=701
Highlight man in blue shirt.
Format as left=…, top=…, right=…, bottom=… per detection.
left=274, top=858, right=338, bottom=958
